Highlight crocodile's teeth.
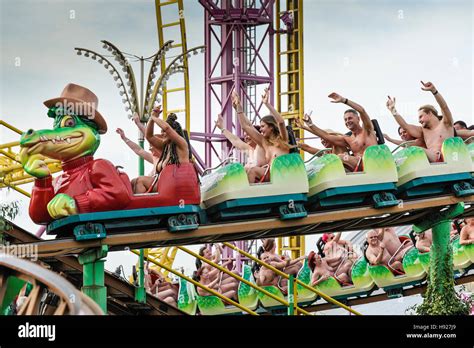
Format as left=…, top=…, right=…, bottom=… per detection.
left=51, top=139, right=56, bottom=144
left=56, top=136, right=61, bottom=141
left=66, top=138, right=71, bottom=144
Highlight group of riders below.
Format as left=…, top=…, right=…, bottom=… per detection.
left=144, top=219, right=474, bottom=306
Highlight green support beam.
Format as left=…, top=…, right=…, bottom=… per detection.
left=414, top=203, right=471, bottom=315
left=78, top=245, right=109, bottom=313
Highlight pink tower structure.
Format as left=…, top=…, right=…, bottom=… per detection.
left=195, top=0, right=276, bottom=272
left=192, top=0, right=275, bottom=169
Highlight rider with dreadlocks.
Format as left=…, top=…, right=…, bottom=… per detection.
left=131, top=105, right=192, bottom=193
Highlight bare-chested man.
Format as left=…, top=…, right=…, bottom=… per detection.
left=387, top=81, right=469, bottom=162
left=415, top=229, right=432, bottom=253
left=366, top=230, right=405, bottom=274
left=460, top=217, right=474, bottom=245
left=302, top=93, right=377, bottom=171
left=376, top=227, right=413, bottom=257
left=215, top=114, right=266, bottom=172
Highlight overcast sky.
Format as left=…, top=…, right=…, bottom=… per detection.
left=1, top=0, right=472, bottom=313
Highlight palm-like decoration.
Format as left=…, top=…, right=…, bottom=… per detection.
left=74, top=41, right=205, bottom=122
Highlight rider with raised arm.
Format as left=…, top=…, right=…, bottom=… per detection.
left=231, top=87, right=291, bottom=183
left=302, top=93, right=377, bottom=171
left=117, top=112, right=164, bottom=194
left=376, top=227, right=412, bottom=258
left=294, top=118, right=348, bottom=156
left=215, top=114, right=266, bottom=171
left=130, top=106, right=191, bottom=193
left=386, top=81, right=473, bottom=162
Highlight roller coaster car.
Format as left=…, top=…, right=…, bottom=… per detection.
left=394, top=137, right=474, bottom=198
left=256, top=259, right=316, bottom=310
left=305, top=120, right=399, bottom=209
left=363, top=237, right=426, bottom=294
left=467, top=137, right=474, bottom=181
left=47, top=163, right=204, bottom=238
left=312, top=257, right=375, bottom=299
left=200, top=149, right=309, bottom=221
left=409, top=230, right=474, bottom=272
left=177, top=265, right=258, bottom=315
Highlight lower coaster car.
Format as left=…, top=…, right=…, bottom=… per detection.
left=418, top=237, right=473, bottom=272
left=178, top=265, right=258, bottom=315
left=313, top=257, right=375, bottom=298
left=467, top=138, right=474, bottom=185
left=47, top=163, right=203, bottom=238
left=395, top=137, right=474, bottom=198
left=305, top=145, right=399, bottom=209
left=201, top=153, right=309, bottom=221
left=367, top=247, right=426, bottom=291
left=452, top=238, right=474, bottom=269
left=257, top=259, right=316, bottom=309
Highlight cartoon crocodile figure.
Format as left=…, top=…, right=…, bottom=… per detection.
left=20, top=83, right=131, bottom=224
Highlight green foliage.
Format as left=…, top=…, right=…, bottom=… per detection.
left=0, top=201, right=19, bottom=220
left=416, top=245, right=470, bottom=315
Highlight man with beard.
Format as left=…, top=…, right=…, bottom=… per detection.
left=302, top=93, right=377, bottom=171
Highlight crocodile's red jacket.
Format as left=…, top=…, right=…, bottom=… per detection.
left=29, top=156, right=130, bottom=224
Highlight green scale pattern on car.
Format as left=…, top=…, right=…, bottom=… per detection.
left=368, top=247, right=424, bottom=281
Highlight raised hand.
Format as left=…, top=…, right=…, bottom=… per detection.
left=215, top=114, right=224, bottom=130
left=294, top=118, right=305, bottom=129
left=421, top=81, right=437, bottom=93
left=151, top=105, right=162, bottom=116
left=231, top=89, right=242, bottom=110
left=262, top=87, right=270, bottom=105
left=132, top=112, right=141, bottom=124
left=386, top=95, right=396, bottom=112
left=328, top=92, right=344, bottom=103
left=303, top=112, right=314, bottom=125
left=116, top=128, right=126, bottom=140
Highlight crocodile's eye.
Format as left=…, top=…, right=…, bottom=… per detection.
left=61, top=116, right=76, bottom=128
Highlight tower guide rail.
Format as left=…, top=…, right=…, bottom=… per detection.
left=12, top=194, right=474, bottom=256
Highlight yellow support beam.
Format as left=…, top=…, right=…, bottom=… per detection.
left=155, top=0, right=191, bottom=131
left=276, top=0, right=305, bottom=258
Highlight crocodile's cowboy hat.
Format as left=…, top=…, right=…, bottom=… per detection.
left=44, top=83, right=107, bottom=134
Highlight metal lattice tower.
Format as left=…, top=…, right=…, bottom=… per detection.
left=198, top=0, right=276, bottom=271
left=197, top=0, right=275, bottom=169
